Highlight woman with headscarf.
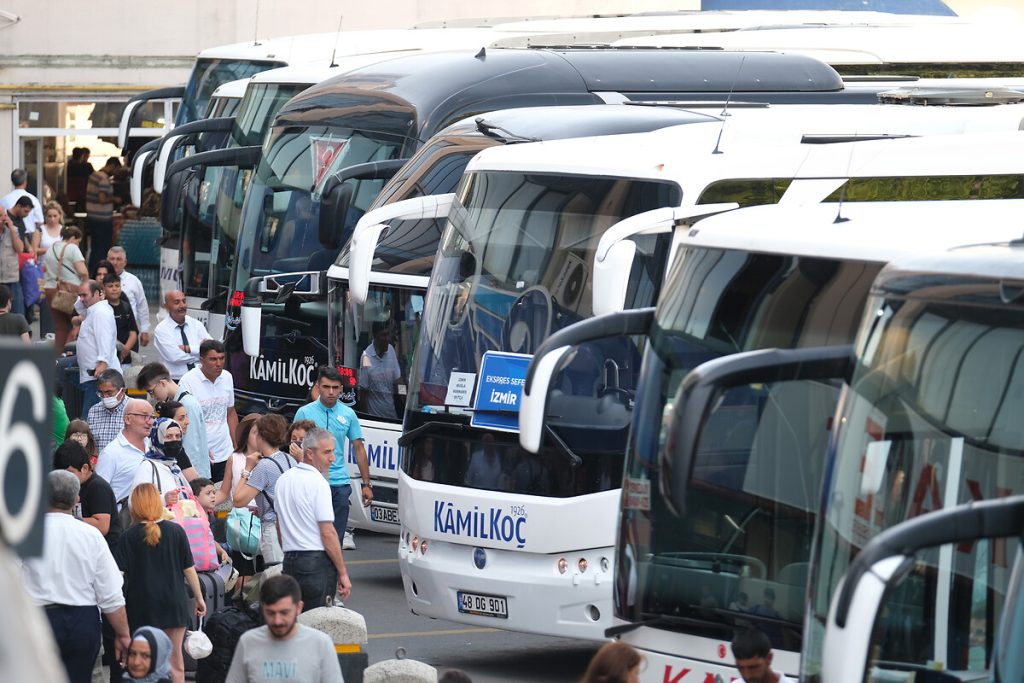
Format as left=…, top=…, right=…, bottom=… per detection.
left=130, top=418, right=197, bottom=507
left=123, top=626, right=172, bottom=683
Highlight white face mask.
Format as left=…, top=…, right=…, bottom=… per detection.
left=101, top=392, right=123, bottom=410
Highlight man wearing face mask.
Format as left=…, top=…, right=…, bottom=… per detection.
left=86, top=368, right=129, bottom=453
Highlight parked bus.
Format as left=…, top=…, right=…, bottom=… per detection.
left=786, top=242, right=1024, bottom=682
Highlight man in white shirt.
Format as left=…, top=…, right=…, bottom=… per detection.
left=275, top=427, right=352, bottom=610
left=76, top=279, right=121, bottom=419
left=180, top=339, right=237, bottom=483
left=731, top=628, right=796, bottom=683
left=95, top=398, right=153, bottom=505
left=20, top=470, right=131, bottom=683
left=357, top=321, right=402, bottom=419
left=106, top=246, right=150, bottom=346
left=226, top=574, right=343, bottom=683
left=154, top=289, right=211, bottom=380
left=0, top=168, right=43, bottom=243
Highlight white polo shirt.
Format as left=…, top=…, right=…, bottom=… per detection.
left=274, top=463, right=334, bottom=552
left=180, top=367, right=234, bottom=463
left=95, top=431, right=148, bottom=505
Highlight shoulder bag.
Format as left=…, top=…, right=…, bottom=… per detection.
left=50, top=243, right=77, bottom=315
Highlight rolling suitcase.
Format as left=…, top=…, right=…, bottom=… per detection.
left=185, top=570, right=226, bottom=673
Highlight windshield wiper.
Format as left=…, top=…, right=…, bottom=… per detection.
left=543, top=425, right=583, bottom=468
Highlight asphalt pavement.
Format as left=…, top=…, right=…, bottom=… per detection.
left=344, top=530, right=600, bottom=682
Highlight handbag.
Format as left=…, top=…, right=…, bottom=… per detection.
left=50, top=243, right=77, bottom=315
left=171, top=499, right=219, bottom=572
left=20, top=257, right=42, bottom=309
left=226, top=507, right=262, bottom=560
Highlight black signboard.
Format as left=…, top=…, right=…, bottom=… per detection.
left=0, top=340, right=51, bottom=557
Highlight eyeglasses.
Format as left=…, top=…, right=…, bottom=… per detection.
left=96, top=389, right=122, bottom=398
left=127, top=413, right=155, bottom=421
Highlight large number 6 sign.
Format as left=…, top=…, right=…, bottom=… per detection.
left=0, top=360, right=46, bottom=549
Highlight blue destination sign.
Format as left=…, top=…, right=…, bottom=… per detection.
left=471, top=351, right=531, bottom=433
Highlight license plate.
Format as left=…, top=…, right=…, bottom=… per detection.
left=369, top=504, right=400, bottom=525
left=457, top=590, right=508, bottom=618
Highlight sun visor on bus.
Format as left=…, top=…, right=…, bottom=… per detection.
left=556, top=49, right=845, bottom=93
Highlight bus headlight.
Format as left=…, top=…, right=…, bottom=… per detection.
left=578, top=558, right=588, bottom=573
left=600, top=557, right=610, bottom=572
left=420, top=539, right=429, bottom=555
left=557, top=558, right=568, bottom=574
left=412, top=536, right=419, bottom=552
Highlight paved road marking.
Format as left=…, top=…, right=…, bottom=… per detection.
left=346, top=558, right=400, bottom=566
left=369, top=627, right=500, bottom=639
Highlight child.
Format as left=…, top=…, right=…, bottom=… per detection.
left=190, top=477, right=231, bottom=567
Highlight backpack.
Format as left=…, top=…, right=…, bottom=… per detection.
left=195, top=605, right=261, bottom=683
left=171, top=500, right=219, bottom=572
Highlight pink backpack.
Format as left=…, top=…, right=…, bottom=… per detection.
left=171, top=499, right=219, bottom=572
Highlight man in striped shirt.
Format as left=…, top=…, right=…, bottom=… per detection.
left=85, top=157, right=121, bottom=271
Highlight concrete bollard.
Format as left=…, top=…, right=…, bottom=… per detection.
left=363, top=649, right=437, bottom=683
left=299, top=605, right=370, bottom=683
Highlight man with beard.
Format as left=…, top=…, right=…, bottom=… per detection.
left=731, top=628, right=795, bottom=683
left=225, top=574, right=342, bottom=683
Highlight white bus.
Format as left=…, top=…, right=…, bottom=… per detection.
left=392, top=126, right=1024, bottom=642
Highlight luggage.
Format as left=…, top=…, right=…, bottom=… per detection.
left=195, top=605, right=261, bottom=683
left=171, top=499, right=219, bottom=571
left=185, top=570, right=227, bottom=673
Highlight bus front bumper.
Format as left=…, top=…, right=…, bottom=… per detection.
left=397, top=532, right=614, bottom=641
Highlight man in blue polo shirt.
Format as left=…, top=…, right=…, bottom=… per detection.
left=294, top=366, right=372, bottom=550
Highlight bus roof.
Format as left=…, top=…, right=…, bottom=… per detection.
left=211, top=77, right=251, bottom=100
left=464, top=108, right=1024, bottom=186
left=273, top=47, right=849, bottom=141
left=679, top=199, right=1024, bottom=263
left=613, top=21, right=1024, bottom=66
left=878, top=241, right=1024, bottom=291
left=489, top=10, right=958, bottom=40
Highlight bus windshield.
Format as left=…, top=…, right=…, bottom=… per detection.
left=231, top=82, right=312, bottom=148
left=401, top=170, right=679, bottom=498
left=805, top=291, right=1024, bottom=680
left=616, top=247, right=881, bottom=650
left=233, top=121, right=415, bottom=293
left=177, top=58, right=283, bottom=125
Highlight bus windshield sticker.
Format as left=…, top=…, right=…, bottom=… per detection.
left=310, top=135, right=348, bottom=201
left=470, top=351, right=531, bottom=433
left=623, top=477, right=651, bottom=511
left=445, top=372, right=476, bottom=407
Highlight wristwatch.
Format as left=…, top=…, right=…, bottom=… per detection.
left=241, top=469, right=252, bottom=479
left=362, top=481, right=372, bottom=489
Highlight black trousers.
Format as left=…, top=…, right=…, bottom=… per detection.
left=283, top=550, right=338, bottom=610
left=45, top=604, right=102, bottom=683
left=86, top=217, right=113, bottom=271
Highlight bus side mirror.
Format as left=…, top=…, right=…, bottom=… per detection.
left=520, top=308, right=655, bottom=453
left=592, top=203, right=738, bottom=317
left=350, top=192, right=456, bottom=305
left=822, top=494, right=1024, bottom=683
left=662, top=344, right=854, bottom=516
left=240, top=277, right=262, bottom=358
left=130, top=140, right=160, bottom=207
left=317, top=159, right=410, bottom=251
left=160, top=167, right=187, bottom=234
left=319, top=180, right=354, bottom=250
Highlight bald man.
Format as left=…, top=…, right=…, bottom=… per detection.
left=95, top=398, right=154, bottom=505
left=153, top=290, right=212, bottom=380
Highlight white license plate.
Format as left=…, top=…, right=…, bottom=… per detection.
left=369, top=504, right=400, bottom=525
left=457, top=590, right=508, bottom=618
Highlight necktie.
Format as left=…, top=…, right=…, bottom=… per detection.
left=179, top=324, right=195, bottom=371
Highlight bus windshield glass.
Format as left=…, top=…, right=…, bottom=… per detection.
left=402, top=170, right=680, bottom=498
left=177, top=58, right=283, bottom=125
left=231, top=82, right=312, bottom=148
left=805, top=290, right=1024, bottom=680
left=182, top=165, right=251, bottom=303
left=331, top=282, right=424, bottom=423
left=233, top=121, right=415, bottom=292
left=616, top=247, right=881, bottom=650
